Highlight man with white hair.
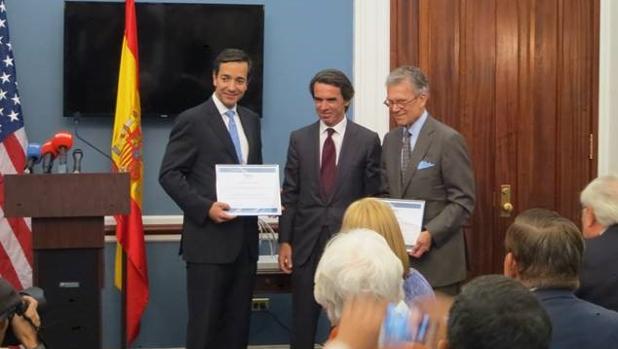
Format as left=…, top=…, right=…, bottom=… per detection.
left=314, top=228, right=404, bottom=346
left=577, top=174, right=618, bottom=311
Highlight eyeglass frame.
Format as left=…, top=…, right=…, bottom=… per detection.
left=383, top=93, right=424, bottom=109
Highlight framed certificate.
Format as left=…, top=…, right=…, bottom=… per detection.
left=382, top=199, right=426, bottom=249
left=215, top=165, right=281, bottom=216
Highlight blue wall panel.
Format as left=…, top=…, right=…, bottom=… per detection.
left=7, top=0, right=351, bottom=346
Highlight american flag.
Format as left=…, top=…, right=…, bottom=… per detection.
left=0, top=0, right=32, bottom=291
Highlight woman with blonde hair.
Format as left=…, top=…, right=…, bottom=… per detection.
left=341, top=197, right=434, bottom=302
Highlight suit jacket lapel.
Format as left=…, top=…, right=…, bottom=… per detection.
left=204, top=99, right=239, bottom=162
left=309, top=122, right=322, bottom=198
left=327, top=120, right=356, bottom=203
left=402, top=116, right=434, bottom=195
left=238, top=110, right=255, bottom=163
left=389, top=127, right=405, bottom=197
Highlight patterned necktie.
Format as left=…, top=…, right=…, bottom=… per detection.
left=224, top=110, right=243, bottom=164
left=320, top=128, right=336, bottom=199
left=401, top=128, right=412, bottom=185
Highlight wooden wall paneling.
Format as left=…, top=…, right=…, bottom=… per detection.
left=459, top=0, right=498, bottom=275
left=515, top=0, right=559, bottom=212
left=494, top=0, right=521, bottom=269
left=556, top=0, right=598, bottom=221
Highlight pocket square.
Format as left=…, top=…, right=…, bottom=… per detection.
left=417, top=160, right=435, bottom=170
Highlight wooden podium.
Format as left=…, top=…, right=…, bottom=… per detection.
left=4, top=173, right=129, bottom=349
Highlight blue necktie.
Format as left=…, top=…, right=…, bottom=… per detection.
left=224, top=110, right=243, bottom=164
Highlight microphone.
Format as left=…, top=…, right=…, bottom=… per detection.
left=72, top=148, right=83, bottom=173
left=72, top=112, right=113, bottom=163
left=23, top=143, right=41, bottom=174
left=40, top=141, right=58, bottom=174
left=51, top=132, right=74, bottom=174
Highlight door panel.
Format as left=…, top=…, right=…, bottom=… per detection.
left=391, top=0, right=599, bottom=276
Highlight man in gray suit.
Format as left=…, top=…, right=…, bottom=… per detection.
left=278, top=69, right=382, bottom=349
left=381, top=65, right=475, bottom=295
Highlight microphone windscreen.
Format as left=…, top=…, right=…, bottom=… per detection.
left=41, top=141, right=58, bottom=158
left=52, top=132, right=74, bottom=151
left=26, top=143, right=41, bottom=160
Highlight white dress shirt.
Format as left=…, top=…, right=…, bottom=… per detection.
left=319, top=116, right=347, bottom=165
left=212, top=93, right=249, bottom=164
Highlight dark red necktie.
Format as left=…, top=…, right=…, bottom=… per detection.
left=320, top=128, right=336, bottom=199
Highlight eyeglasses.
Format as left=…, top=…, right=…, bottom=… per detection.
left=383, top=94, right=423, bottom=109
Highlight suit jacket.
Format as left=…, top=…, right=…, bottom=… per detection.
left=576, top=224, right=618, bottom=312
left=381, top=115, right=475, bottom=287
left=278, top=120, right=382, bottom=266
left=159, top=97, right=262, bottom=264
left=535, top=288, right=618, bottom=349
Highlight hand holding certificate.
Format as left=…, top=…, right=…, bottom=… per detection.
left=382, top=199, right=426, bottom=250
left=216, top=165, right=282, bottom=216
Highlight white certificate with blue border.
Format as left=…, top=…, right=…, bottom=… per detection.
left=216, top=164, right=281, bottom=216
left=382, top=199, right=425, bottom=250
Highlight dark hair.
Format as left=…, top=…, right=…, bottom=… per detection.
left=505, top=208, right=584, bottom=290
left=309, top=69, right=354, bottom=103
left=212, top=48, right=252, bottom=76
left=448, top=275, right=552, bottom=349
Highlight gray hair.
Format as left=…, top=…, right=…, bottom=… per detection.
left=314, top=228, right=404, bottom=324
left=386, top=65, right=430, bottom=95
left=580, top=175, right=618, bottom=227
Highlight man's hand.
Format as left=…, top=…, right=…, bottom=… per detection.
left=208, top=202, right=236, bottom=223
left=410, top=230, right=432, bottom=258
left=278, top=243, right=293, bottom=274
left=10, top=296, right=41, bottom=349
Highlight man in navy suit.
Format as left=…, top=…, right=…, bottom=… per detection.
left=278, top=69, right=382, bottom=349
left=504, top=208, right=618, bottom=349
left=159, top=49, right=262, bottom=349
left=577, top=174, right=618, bottom=312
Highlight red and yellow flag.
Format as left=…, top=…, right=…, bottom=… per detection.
left=111, top=0, right=149, bottom=344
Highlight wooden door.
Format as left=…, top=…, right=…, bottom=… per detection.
left=391, top=0, right=599, bottom=276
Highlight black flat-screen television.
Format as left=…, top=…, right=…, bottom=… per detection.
left=63, top=1, right=264, bottom=118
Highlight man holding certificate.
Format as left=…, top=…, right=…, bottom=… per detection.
left=159, top=49, right=262, bottom=349
left=278, top=69, right=382, bottom=349
left=381, top=66, right=475, bottom=296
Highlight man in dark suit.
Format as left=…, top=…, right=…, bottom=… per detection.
left=381, top=66, right=475, bottom=295
left=577, top=175, right=618, bottom=312
left=278, top=69, right=382, bottom=349
left=159, top=48, right=262, bottom=349
left=504, top=208, right=618, bottom=349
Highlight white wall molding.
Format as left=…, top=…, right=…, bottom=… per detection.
left=598, top=0, right=618, bottom=175
left=353, top=0, right=390, bottom=140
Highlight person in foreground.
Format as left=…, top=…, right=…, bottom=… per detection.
left=278, top=69, right=382, bottom=348
left=380, top=66, right=475, bottom=295
left=326, top=275, right=550, bottom=349
left=0, top=278, right=44, bottom=349
left=159, top=48, right=262, bottom=349
left=314, top=228, right=404, bottom=349
left=504, top=208, right=618, bottom=349
left=577, top=174, right=618, bottom=311
left=341, top=197, right=434, bottom=302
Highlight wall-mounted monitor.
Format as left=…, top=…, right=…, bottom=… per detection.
left=63, top=1, right=264, bottom=118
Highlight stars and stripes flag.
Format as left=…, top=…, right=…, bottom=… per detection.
left=0, top=1, right=32, bottom=291
left=111, top=0, right=148, bottom=344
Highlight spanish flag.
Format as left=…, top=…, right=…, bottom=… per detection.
left=111, top=0, right=149, bottom=344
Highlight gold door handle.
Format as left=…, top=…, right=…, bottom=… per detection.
left=502, top=202, right=514, bottom=213
left=500, top=185, right=514, bottom=217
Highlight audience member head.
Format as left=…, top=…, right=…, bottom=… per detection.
left=442, top=274, right=551, bottom=349
left=341, top=198, right=410, bottom=273
left=314, top=228, right=403, bottom=325
left=504, top=208, right=584, bottom=290
left=580, top=174, right=618, bottom=238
